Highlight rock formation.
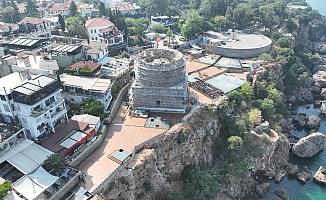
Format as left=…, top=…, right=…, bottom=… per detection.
left=296, top=171, right=311, bottom=183
left=305, top=115, right=321, bottom=130
left=292, top=115, right=306, bottom=130
left=292, top=132, right=325, bottom=157
left=274, top=188, right=290, bottom=200
left=275, top=169, right=287, bottom=183
left=313, top=166, right=326, bottom=184
left=285, top=164, right=299, bottom=175
left=313, top=71, right=326, bottom=88
left=256, top=182, right=270, bottom=198
left=100, top=106, right=290, bottom=199
left=321, top=101, right=326, bottom=114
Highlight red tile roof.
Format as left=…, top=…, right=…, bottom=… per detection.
left=85, top=18, right=114, bottom=28
left=111, top=2, right=135, bottom=11
left=70, top=61, right=101, bottom=71
left=20, top=17, right=50, bottom=25
left=41, top=120, right=92, bottom=153
left=49, top=3, right=70, bottom=11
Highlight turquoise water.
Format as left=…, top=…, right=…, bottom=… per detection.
left=306, top=0, right=326, bottom=17
left=263, top=1, right=326, bottom=199
left=263, top=104, right=326, bottom=199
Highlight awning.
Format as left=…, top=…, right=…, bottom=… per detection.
left=13, top=166, right=58, bottom=200
left=7, top=153, right=39, bottom=174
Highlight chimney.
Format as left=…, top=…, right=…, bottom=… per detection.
left=23, top=55, right=30, bottom=66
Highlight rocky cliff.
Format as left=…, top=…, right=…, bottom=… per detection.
left=102, top=105, right=290, bottom=199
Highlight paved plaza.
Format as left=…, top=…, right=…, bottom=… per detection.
left=78, top=103, right=164, bottom=191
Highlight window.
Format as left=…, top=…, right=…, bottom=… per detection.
left=50, top=96, right=55, bottom=103
left=22, top=117, right=27, bottom=123
left=0, top=95, right=5, bottom=101
left=45, top=99, right=50, bottom=106
left=92, top=37, right=94, bottom=40
left=94, top=29, right=96, bottom=33
left=95, top=37, right=97, bottom=40
left=3, top=104, right=10, bottom=112
left=91, top=29, right=93, bottom=33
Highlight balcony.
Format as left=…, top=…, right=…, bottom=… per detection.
left=31, top=99, right=64, bottom=118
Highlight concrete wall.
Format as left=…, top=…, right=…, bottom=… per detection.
left=68, top=82, right=131, bottom=167
left=213, top=44, right=271, bottom=58
left=49, top=171, right=82, bottom=200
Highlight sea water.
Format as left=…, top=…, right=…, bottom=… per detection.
left=262, top=1, right=326, bottom=199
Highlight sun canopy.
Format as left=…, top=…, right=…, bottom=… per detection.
left=5, top=191, right=24, bottom=200
left=13, top=166, right=58, bottom=200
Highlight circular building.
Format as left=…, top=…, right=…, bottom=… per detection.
left=130, top=48, right=188, bottom=113
left=208, top=32, right=272, bottom=58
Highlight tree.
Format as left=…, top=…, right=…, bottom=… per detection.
left=25, top=0, right=38, bottom=17
left=276, top=37, right=291, bottom=48
left=149, top=23, right=166, bottom=34
left=66, top=15, right=88, bottom=39
left=3, top=7, right=14, bottom=23
left=0, top=180, right=12, bottom=200
left=239, top=82, right=254, bottom=100
left=43, top=153, right=66, bottom=176
left=228, top=136, right=243, bottom=153
left=248, top=109, right=262, bottom=126
left=69, top=1, right=78, bottom=17
left=88, top=101, right=104, bottom=117
left=213, top=15, right=226, bottom=32
left=181, top=10, right=210, bottom=39
left=41, top=0, right=47, bottom=7
left=258, top=53, right=272, bottom=62
left=162, top=190, right=182, bottom=200
left=99, top=2, right=106, bottom=17
left=259, top=98, right=276, bottom=121
left=58, top=14, right=65, bottom=32
left=166, top=28, right=172, bottom=44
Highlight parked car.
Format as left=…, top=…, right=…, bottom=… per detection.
left=179, top=37, right=186, bottom=41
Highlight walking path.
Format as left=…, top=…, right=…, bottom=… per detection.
left=77, top=102, right=164, bottom=191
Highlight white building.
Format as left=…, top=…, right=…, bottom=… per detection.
left=0, top=72, right=68, bottom=140
left=100, top=0, right=123, bottom=9
left=101, top=58, right=129, bottom=79
left=47, top=3, right=70, bottom=18
left=60, top=74, right=112, bottom=109
left=71, top=114, right=101, bottom=132
left=85, top=18, right=124, bottom=47
left=111, top=2, right=141, bottom=15
left=76, top=2, right=100, bottom=17
left=82, top=40, right=110, bottom=62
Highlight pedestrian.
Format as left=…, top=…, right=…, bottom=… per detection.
left=82, top=173, right=86, bottom=179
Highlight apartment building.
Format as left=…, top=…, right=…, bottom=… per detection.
left=60, top=74, right=112, bottom=109
left=0, top=71, right=68, bottom=140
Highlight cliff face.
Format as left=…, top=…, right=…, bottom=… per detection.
left=102, top=105, right=290, bottom=199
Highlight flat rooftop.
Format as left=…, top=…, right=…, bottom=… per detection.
left=60, top=74, right=111, bottom=92
left=0, top=123, right=21, bottom=143
left=205, top=31, right=271, bottom=49
left=144, top=117, right=170, bottom=130
left=205, top=73, right=246, bottom=93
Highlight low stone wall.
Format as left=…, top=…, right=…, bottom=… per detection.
left=68, top=82, right=131, bottom=168
left=49, top=171, right=82, bottom=200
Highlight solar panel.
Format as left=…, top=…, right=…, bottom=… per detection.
left=20, top=39, right=33, bottom=46
left=26, top=40, right=39, bottom=46
left=8, top=38, right=21, bottom=44
left=52, top=45, right=63, bottom=51
left=67, top=46, right=80, bottom=52
left=16, top=39, right=27, bottom=45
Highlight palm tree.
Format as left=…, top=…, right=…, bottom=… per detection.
left=67, top=17, right=88, bottom=39
left=166, top=28, right=173, bottom=46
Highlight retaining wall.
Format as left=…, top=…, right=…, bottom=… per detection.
left=68, top=82, right=131, bottom=168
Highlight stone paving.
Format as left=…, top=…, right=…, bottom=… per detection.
left=77, top=102, right=164, bottom=191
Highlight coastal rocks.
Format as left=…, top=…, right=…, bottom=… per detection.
left=313, top=71, right=326, bottom=88
left=285, top=164, right=299, bottom=175
left=313, top=100, right=322, bottom=108
left=305, top=115, right=321, bottom=130
left=321, top=88, right=326, bottom=99
left=288, top=88, right=314, bottom=105
left=256, top=182, right=270, bottom=198
left=274, top=188, right=289, bottom=200
left=275, top=169, right=287, bottom=183
left=321, top=101, right=326, bottom=114
left=312, top=65, right=326, bottom=74
left=292, top=115, right=306, bottom=130
left=310, top=85, right=321, bottom=95
left=292, top=132, right=325, bottom=157
left=279, top=118, right=293, bottom=132
left=296, top=171, right=311, bottom=183
left=313, top=166, right=326, bottom=184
